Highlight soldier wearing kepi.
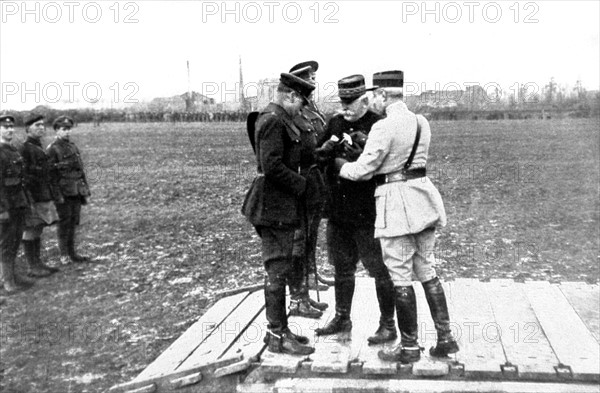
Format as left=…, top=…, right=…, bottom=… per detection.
left=314, top=75, right=397, bottom=344
left=336, top=71, right=459, bottom=363
left=241, top=72, right=317, bottom=355
left=0, top=114, right=35, bottom=293
left=19, top=114, right=61, bottom=277
left=287, top=60, right=329, bottom=319
left=47, top=116, right=91, bottom=264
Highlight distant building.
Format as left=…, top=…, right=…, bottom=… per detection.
left=148, top=91, right=215, bottom=112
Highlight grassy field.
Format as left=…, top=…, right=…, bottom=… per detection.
left=0, top=118, right=598, bottom=392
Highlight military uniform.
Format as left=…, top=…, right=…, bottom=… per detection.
left=242, top=72, right=317, bottom=355
left=313, top=75, right=396, bottom=344
left=0, top=115, right=32, bottom=293
left=287, top=61, right=329, bottom=318
left=339, top=71, right=458, bottom=363
left=19, top=114, right=61, bottom=276
left=46, top=116, right=91, bottom=263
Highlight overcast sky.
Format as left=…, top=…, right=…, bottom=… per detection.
left=1, top=0, right=598, bottom=110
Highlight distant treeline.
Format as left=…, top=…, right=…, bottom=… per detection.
left=8, top=89, right=600, bottom=125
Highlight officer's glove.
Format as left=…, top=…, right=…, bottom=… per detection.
left=315, top=139, right=336, bottom=162
left=333, top=158, right=348, bottom=174
left=343, top=141, right=363, bottom=161
left=349, top=131, right=368, bottom=149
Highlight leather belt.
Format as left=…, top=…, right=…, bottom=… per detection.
left=374, top=168, right=426, bottom=186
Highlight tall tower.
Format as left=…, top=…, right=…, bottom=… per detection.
left=239, top=55, right=247, bottom=111
left=185, top=60, right=194, bottom=112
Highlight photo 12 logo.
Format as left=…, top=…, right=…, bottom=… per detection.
left=1, top=81, right=139, bottom=105
left=401, top=1, right=540, bottom=23
left=201, top=1, right=340, bottom=23
left=1, top=1, right=140, bottom=23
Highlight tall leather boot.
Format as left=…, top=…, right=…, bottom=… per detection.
left=68, top=226, right=90, bottom=263
left=1, top=260, right=21, bottom=293
left=422, top=277, right=459, bottom=357
left=264, top=276, right=314, bottom=355
left=288, top=256, right=322, bottom=319
left=378, top=285, right=421, bottom=363
left=23, top=240, right=50, bottom=278
left=34, top=238, right=59, bottom=274
left=57, top=221, right=71, bottom=264
left=368, top=278, right=397, bottom=345
left=315, top=276, right=354, bottom=335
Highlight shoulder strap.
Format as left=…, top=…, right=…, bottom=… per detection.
left=404, top=115, right=421, bottom=170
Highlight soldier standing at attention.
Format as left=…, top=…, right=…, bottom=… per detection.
left=47, top=116, right=91, bottom=265
left=336, top=71, right=459, bottom=363
left=314, top=75, right=397, bottom=345
left=0, top=114, right=35, bottom=293
left=19, top=114, right=61, bottom=277
left=287, top=60, right=329, bottom=318
left=241, top=72, right=317, bottom=355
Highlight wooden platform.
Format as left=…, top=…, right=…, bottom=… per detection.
left=109, top=278, right=600, bottom=393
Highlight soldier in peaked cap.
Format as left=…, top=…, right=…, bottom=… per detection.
left=335, top=70, right=458, bottom=364
left=312, top=75, right=397, bottom=345
left=285, top=61, right=331, bottom=320
left=47, top=115, right=92, bottom=265
left=241, top=72, right=317, bottom=356
left=0, top=114, right=36, bottom=293
left=19, top=113, right=61, bottom=278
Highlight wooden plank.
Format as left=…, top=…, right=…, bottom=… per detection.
left=219, top=306, right=267, bottom=363
left=134, top=291, right=249, bottom=381
left=487, top=279, right=559, bottom=379
left=354, top=279, right=398, bottom=375
left=524, top=281, right=600, bottom=381
left=559, top=283, right=600, bottom=344
left=310, top=286, right=351, bottom=373
left=273, top=378, right=600, bottom=393
left=449, top=278, right=506, bottom=378
left=176, top=290, right=265, bottom=371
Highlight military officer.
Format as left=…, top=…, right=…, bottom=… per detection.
left=19, top=114, right=61, bottom=277
left=336, top=71, right=459, bottom=363
left=287, top=60, right=329, bottom=319
left=241, top=72, right=317, bottom=355
left=0, top=114, right=34, bottom=293
left=313, top=75, right=397, bottom=345
left=47, top=116, right=91, bottom=264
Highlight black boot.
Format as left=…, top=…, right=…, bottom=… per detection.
left=264, top=326, right=310, bottom=345
left=315, top=276, right=354, bottom=335
left=422, top=277, right=459, bottom=357
left=23, top=240, right=50, bottom=278
left=378, top=285, right=421, bottom=363
left=1, top=260, right=21, bottom=293
left=68, top=230, right=90, bottom=263
left=368, top=278, right=397, bottom=345
left=265, top=330, right=315, bottom=355
left=34, top=238, right=59, bottom=274
left=288, top=256, right=323, bottom=319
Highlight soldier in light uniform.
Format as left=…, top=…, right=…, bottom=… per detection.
left=19, top=114, right=60, bottom=277
left=0, top=114, right=35, bottom=293
left=47, top=116, right=91, bottom=264
left=336, top=71, right=459, bottom=363
left=287, top=61, right=330, bottom=319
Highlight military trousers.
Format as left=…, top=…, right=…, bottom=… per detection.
left=1, top=208, right=27, bottom=267
left=56, top=197, right=82, bottom=256
left=380, top=227, right=438, bottom=286
left=327, top=220, right=391, bottom=281
left=257, top=225, right=296, bottom=333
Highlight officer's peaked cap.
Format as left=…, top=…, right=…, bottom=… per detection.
left=373, top=70, right=404, bottom=88
left=52, top=115, right=75, bottom=130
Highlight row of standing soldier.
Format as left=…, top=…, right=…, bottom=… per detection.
left=0, top=114, right=91, bottom=300
left=243, top=62, right=459, bottom=363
